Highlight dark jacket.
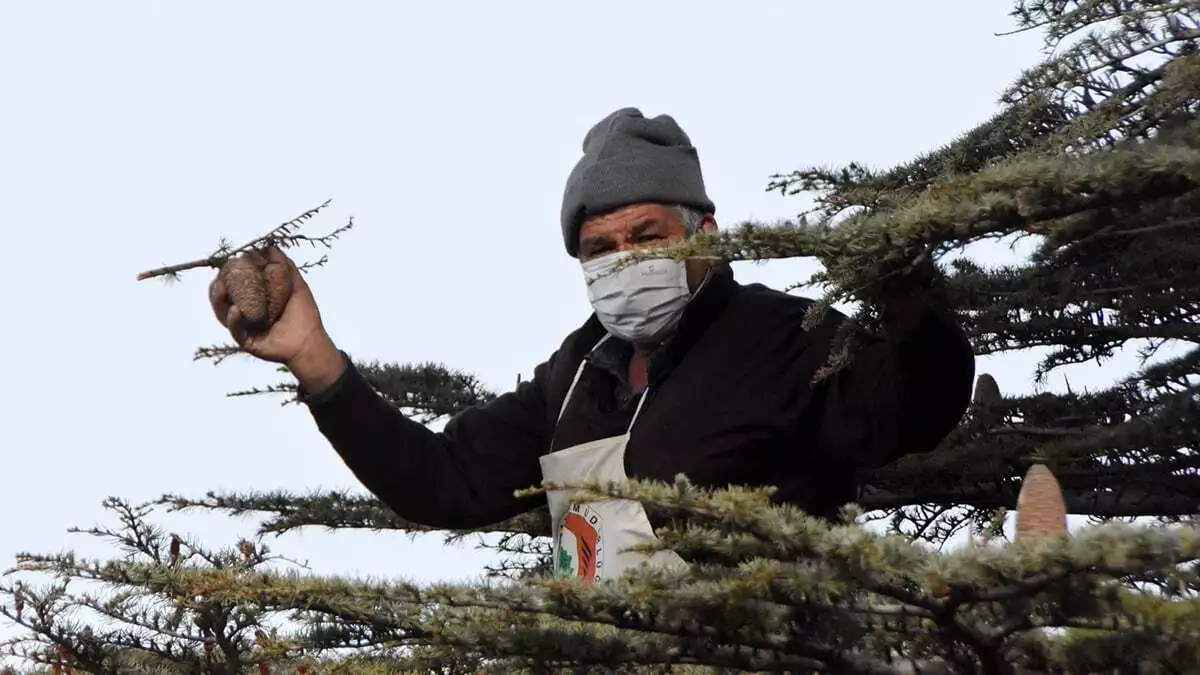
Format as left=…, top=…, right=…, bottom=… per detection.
left=300, top=266, right=975, bottom=530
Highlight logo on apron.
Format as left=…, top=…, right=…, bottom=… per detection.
left=555, top=502, right=604, bottom=582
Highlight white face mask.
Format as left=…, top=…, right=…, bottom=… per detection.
left=581, top=251, right=692, bottom=344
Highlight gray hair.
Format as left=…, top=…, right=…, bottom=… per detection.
left=670, top=204, right=707, bottom=235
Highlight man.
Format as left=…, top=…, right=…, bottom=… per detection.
left=209, top=108, right=976, bottom=582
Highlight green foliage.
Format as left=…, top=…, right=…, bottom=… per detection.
left=6, top=1, right=1200, bottom=672
left=3, top=484, right=1199, bottom=673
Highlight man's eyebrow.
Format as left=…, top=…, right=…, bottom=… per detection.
left=580, top=233, right=613, bottom=250
left=581, top=219, right=658, bottom=252
left=630, top=220, right=657, bottom=236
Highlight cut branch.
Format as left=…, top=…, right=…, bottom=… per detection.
left=134, top=199, right=353, bottom=281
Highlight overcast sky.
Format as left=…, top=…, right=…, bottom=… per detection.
left=0, top=0, right=1152, bottom=650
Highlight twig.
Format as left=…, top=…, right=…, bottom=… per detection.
left=134, top=199, right=353, bottom=281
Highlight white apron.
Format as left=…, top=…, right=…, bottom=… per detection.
left=539, top=345, right=689, bottom=583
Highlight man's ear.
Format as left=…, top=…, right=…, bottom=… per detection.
left=700, top=215, right=718, bottom=233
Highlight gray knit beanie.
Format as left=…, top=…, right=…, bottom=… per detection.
left=560, top=107, right=715, bottom=258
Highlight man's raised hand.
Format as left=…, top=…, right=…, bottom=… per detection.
left=209, top=246, right=335, bottom=370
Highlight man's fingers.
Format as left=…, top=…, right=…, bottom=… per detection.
left=209, top=276, right=232, bottom=327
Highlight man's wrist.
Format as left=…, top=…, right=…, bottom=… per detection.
left=287, top=331, right=347, bottom=396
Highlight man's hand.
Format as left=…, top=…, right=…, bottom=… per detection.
left=874, top=244, right=943, bottom=335
left=209, top=245, right=347, bottom=394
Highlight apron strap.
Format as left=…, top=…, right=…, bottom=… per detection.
left=556, top=334, right=613, bottom=423
left=555, top=334, right=650, bottom=433
left=556, top=358, right=588, bottom=424
left=627, top=387, right=649, bottom=433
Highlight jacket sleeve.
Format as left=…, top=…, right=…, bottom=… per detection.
left=298, top=352, right=553, bottom=530
left=806, top=296, right=976, bottom=471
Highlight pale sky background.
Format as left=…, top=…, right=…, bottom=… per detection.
left=0, top=0, right=1162, bottom=653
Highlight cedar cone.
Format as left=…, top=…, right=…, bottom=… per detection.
left=1015, top=463, right=1068, bottom=541
left=972, top=373, right=1002, bottom=407
left=219, top=250, right=292, bottom=330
